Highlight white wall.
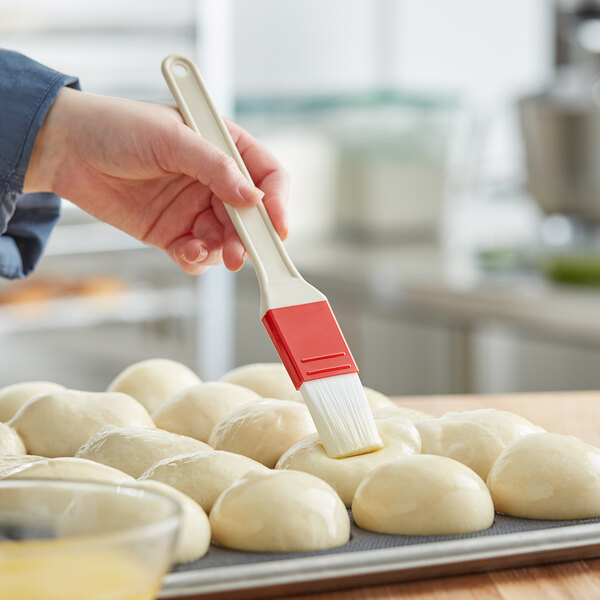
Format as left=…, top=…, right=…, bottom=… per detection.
left=233, top=0, right=554, bottom=100
left=233, top=0, right=380, bottom=96
left=396, top=0, right=554, bottom=100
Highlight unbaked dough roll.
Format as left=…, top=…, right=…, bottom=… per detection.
left=416, top=408, right=544, bottom=479
left=286, top=386, right=407, bottom=413
left=352, top=455, right=494, bottom=535
left=372, top=405, right=433, bottom=421
left=132, top=480, right=211, bottom=563
left=0, top=456, right=134, bottom=483
left=0, top=455, right=46, bottom=477
left=9, top=390, right=154, bottom=458
left=209, top=399, right=316, bottom=467
left=487, top=432, right=600, bottom=520
left=210, top=469, right=350, bottom=552
left=220, top=363, right=296, bottom=399
left=0, top=381, right=65, bottom=422
left=75, top=426, right=210, bottom=478
left=0, top=422, right=26, bottom=456
left=285, top=391, right=305, bottom=403
left=276, top=418, right=421, bottom=506
left=107, top=358, right=201, bottom=413
left=139, top=449, right=268, bottom=513
left=363, top=387, right=396, bottom=409
left=152, top=382, right=260, bottom=443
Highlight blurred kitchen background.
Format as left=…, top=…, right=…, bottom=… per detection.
left=2, top=0, right=600, bottom=396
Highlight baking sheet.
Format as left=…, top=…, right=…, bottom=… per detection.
left=159, top=513, right=600, bottom=599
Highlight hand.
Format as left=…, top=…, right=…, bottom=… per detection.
left=24, top=88, right=289, bottom=274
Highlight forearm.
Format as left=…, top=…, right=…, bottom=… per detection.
left=24, top=86, right=78, bottom=195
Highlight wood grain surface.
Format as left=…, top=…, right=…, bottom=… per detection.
left=276, top=391, right=600, bottom=600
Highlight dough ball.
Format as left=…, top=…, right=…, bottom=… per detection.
left=152, top=382, right=260, bottom=443
left=210, top=469, right=350, bottom=552
left=75, top=426, right=210, bottom=478
left=363, top=387, right=396, bottom=409
left=487, top=432, right=600, bottom=520
left=287, top=387, right=408, bottom=413
left=107, top=358, right=201, bottom=413
left=0, top=456, right=134, bottom=483
left=209, top=399, right=316, bottom=467
left=132, top=480, right=210, bottom=563
left=416, top=409, right=544, bottom=480
left=0, top=455, right=46, bottom=477
left=139, top=449, right=268, bottom=513
left=220, top=363, right=296, bottom=399
left=9, top=390, right=154, bottom=458
left=277, top=418, right=421, bottom=506
left=284, top=390, right=305, bottom=403
left=352, top=455, right=494, bottom=535
left=372, top=405, right=433, bottom=421
left=0, top=381, right=65, bottom=422
left=0, top=422, right=26, bottom=455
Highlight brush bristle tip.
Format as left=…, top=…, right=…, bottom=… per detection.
left=300, top=373, right=381, bottom=459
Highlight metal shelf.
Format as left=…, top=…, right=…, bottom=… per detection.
left=0, top=286, right=196, bottom=335
left=45, top=222, right=148, bottom=256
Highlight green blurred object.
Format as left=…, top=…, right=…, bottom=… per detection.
left=542, top=254, right=600, bottom=285
left=477, top=247, right=530, bottom=272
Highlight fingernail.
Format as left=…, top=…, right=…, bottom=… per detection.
left=193, top=246, right=209, bottom=263
left=281, top=213, right=289, bottom=239
left=239, top=180, right=263, bottom=203
left=183, top=246, right=208, bottom=264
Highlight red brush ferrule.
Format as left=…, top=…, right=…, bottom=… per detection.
left=261, top=300, right=358, bottom=389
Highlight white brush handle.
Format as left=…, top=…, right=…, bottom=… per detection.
left=162, top=55, right=325, bottom=315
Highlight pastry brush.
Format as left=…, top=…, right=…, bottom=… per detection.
left=162, top=55, right=382, bottom=458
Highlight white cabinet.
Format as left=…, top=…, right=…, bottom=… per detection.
left=352, top=311, right=459, bottom=396
left=473, top=323, right=600, bottom=394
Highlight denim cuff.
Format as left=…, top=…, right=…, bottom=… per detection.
left=0, top=49, right=80, bottom=278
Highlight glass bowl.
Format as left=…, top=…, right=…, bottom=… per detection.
left=0, top=479, right=181, bottom=600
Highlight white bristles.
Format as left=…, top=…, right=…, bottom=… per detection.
left=300, top=373, right=383, bottom=459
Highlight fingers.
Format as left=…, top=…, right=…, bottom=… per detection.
left=168, top=233, right=245, bottom=275
left=168, top=118, right=289, bottom=240
left=167, top=235, right=210, bottom=275
left=169, top=124, right=264, bottom=208
left=165, top=205, right=246, bottom=275
left=166, top=227, right=223, bottom=275
left=191, top=207, right=225, bottom=251
left=224, top=119, right=290, bottom=240
left=163, top=116, right=289, bottom=275
left=223, top=226, right=247, bottom=272
left=260, top=169, right=290, bottom=240
left=210, top=194, right=247, bottom=272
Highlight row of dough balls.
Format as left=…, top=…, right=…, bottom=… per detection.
left=0, top=359, right=600, bottom=554
left=0, top=360, right=355, bottom=556
left=0, top=359, right=426, bottom=554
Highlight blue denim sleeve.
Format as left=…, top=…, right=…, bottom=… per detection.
left=0, top=49, right=80, bottom=279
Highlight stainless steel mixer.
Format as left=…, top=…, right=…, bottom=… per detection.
left=520, top=1, right=600, bottom=220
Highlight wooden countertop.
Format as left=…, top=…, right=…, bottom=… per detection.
left=283, top=390, right=600, bottom=600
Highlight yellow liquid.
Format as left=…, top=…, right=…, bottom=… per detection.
left=0, top=541, right=161, bottom=600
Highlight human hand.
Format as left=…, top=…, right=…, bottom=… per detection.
left=24, top=88, right=289, bottom=274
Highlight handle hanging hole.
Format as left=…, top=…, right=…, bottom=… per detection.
left=173, top=62, right=188, bottom=76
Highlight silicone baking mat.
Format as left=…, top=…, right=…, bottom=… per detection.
left=160, top=513, right=600, bottom=599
